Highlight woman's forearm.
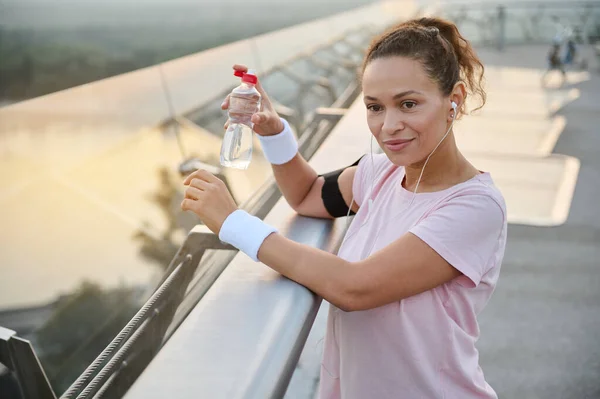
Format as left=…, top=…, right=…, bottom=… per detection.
left=257, top=232, right=356, bottom=311
left=271, top=153, right=319, bottom=210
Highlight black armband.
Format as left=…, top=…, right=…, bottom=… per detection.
left=319, top=156, right=364, bottom=218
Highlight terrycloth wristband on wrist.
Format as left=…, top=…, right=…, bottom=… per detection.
left=218, top=210, right=278, bottom=262
left=257, top=118, right=298, bottom=165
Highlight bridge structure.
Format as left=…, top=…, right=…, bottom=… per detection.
left=1, top=1, right=599, bottom=398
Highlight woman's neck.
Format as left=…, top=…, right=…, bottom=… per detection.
left=402, top=133, right=477, bottom=193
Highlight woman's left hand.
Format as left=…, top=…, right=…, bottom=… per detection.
left=181, top=169, right=238, bottom=235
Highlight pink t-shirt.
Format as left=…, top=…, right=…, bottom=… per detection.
left=319, top=153, right=507, bottom=399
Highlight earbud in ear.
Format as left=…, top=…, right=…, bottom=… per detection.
left=451, top=101, right=457, bottom=111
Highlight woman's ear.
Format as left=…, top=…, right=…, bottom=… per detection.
left=450, top=82, right=467, bottom=117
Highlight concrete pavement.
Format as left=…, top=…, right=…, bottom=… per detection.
left=475, top=45, right=600, bottom=399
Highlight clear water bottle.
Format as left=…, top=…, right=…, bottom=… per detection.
left=220, top=69, right=261, bottom=170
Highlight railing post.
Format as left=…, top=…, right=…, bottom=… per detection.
left=0, top=326, right=57, bottom=399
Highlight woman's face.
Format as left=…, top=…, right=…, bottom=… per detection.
left=362, top=56, right=451, bottom=167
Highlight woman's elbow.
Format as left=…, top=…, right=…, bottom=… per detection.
left=334, top=297, right=360, bottom=312
left=331, top=269, right=370, bottom=312
left=291, top=201, right=333, bottom=219
left=290, top=203, right=311, bottom=217
left=332, top=292, right=369, bottom=312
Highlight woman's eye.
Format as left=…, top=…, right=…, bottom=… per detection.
left=367, top=104, right=382, bottom=112
left=401, top=101, right=417, bottom=109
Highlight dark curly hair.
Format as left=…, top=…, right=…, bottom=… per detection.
left=362, top=17, right=486, bottom=115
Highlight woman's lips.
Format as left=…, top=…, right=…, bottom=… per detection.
left=383, top=138, right=414, bottom=152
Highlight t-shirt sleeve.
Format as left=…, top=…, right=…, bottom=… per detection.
left=409, top=194, right=505, bottom=287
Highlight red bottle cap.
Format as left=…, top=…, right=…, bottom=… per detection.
left=233, top=69, right=258, bottom=85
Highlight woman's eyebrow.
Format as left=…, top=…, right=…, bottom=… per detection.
left=364, top=90, right=423, bottom=102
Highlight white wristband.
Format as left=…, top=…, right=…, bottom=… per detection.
left=257, top=118, right=298, bottom=165
left=218, top=210, right=278, bottom=262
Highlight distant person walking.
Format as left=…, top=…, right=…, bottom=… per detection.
left=542, top=40, right=567, bottom=87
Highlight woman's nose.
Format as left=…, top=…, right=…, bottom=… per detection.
left=381, top=111, right=405, bottom=136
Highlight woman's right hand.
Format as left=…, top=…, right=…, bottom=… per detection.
left=222, top=64, right=285, bottom=136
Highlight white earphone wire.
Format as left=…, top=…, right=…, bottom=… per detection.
left=343, top=133, right=378, bottom=232
left=408, top=103, right=456, bottom=207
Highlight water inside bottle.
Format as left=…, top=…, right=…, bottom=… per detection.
left=220, top=122, right=253, bottom=169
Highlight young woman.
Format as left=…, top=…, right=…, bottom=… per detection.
left=182, top=17, right=507, bottom=399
